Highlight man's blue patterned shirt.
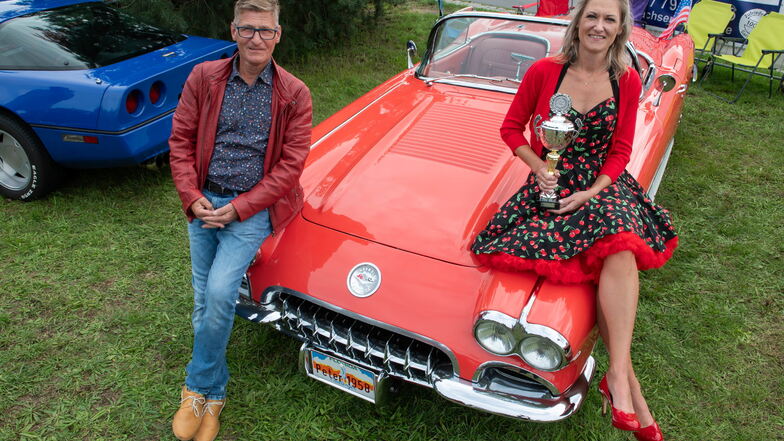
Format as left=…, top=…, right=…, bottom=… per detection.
left=207, top=58, right=273, bottom=192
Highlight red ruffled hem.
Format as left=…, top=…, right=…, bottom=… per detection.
left=475, top=232, right=679, bottom=284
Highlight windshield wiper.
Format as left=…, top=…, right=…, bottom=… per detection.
left=424, top=74, right=521, bottom=86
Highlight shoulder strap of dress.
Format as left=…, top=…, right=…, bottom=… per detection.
left=554, top=62, right=570, bottom=93
left=610, top=68, right=620, bottom=105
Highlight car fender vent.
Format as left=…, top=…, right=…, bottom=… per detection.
left=389, top=101, right=507, bottom=173
left=474, top=364, right=557, bottom=398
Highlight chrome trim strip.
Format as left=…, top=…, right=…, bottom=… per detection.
left=519, top=290, right=572, bottom=364
left=29, top=109, right=175, bottom=135
left=309, top=82, right=405, bottom=150
left=433, top=356, right=596, bottom=422
left=637, top=50, right=657, bottom=94
left=237, top=285, right=460, bottom=376
left=418, top=78, right=518, bottom=94
left=646, top=137, right=674, bottom=201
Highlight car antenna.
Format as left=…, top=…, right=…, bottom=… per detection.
left=437, top=0, right=444, bottom=16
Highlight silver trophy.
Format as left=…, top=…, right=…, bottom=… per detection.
left=534, top=93, right=580, bottom=210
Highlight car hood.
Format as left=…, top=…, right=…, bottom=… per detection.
left=302, top=80, right=530, bottom=266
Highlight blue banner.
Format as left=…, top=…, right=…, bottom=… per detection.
left=726, top=0, right=781, bottom=38
left=644, top=0, right=684, bottom=28
left=643, top=0, right=783, bottom=38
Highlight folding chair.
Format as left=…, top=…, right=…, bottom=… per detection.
left=684, top=0, right=734, bottom=62
left=699, top=12, right=784, bottom=103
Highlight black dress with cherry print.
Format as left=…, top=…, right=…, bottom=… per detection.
left=471, top=65, right=678, bottom=284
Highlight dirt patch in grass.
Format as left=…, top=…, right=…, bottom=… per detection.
left=96, top=387, right=122, bottom=409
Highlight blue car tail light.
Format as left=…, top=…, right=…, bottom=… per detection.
left=125, top=90, right=143, bottom=114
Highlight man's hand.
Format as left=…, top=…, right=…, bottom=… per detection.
left=201, top=203, right=239, bottom=228
left=191, top=197, right=214, bottom=218
left=190, top=197, right=225, bottom=229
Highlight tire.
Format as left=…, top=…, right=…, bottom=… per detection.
left=0, top=114, right=60, bottom=201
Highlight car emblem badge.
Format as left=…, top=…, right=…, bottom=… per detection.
left=347, top=263, right=381, bottom=298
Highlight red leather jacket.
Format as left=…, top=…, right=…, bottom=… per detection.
left=169, top=56, right=312, bottom=231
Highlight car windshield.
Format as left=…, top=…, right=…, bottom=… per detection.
left=0, top=2, right=185, bottom=70
left=418, top=16, right=563, bottom=90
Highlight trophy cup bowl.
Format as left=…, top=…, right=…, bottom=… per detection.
left=534, top=94, right=580, bottom=210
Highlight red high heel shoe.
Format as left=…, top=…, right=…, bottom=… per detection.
left=635, top=422, right=664, bottom=441
left=598, top=375, right=641, bottom=431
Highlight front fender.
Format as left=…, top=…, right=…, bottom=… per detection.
left=473, top=272, right=598, bottom=393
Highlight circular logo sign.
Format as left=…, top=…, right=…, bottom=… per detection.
left=347, top=263, right=381, bottom=298
left=738, top=9, right=765, bottom=38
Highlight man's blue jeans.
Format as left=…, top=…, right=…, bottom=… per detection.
left=185, top=189, right=271, bottom=400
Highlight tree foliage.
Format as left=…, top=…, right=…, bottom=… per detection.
left=113, top=0, right=403, bottom=61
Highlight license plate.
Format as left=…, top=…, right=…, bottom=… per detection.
left=305, top=349, right=378, bottom=403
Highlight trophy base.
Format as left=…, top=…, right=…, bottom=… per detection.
left=538, top=199, right=560, bottom=210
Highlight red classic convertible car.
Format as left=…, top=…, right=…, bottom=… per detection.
left=236, top=8, right=694, bottom=421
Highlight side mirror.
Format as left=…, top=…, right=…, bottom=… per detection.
left=653, top=74, right=677, bottom=106
left=656, top=74, right=677, bottom=92
left=406, top=40, right=418, bottom=69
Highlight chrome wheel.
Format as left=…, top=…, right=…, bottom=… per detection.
left=0, top=114, right=60, bottom=201
left=0, top=128, right=33, bottom=191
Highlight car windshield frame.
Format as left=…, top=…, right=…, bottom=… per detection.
left=416, top=13, right=570, bottom=94
left=0, top=2, right=185, bottom=71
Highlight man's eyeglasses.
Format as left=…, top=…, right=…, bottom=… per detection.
left=234, top=25, right=279, bottom=40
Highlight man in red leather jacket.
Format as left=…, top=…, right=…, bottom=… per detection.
left=168, top=1, right=311, bottom=439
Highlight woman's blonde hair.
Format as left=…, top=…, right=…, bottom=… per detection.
left=556, top=0, right=633, bottom=80
left=234, top=0, right=279, bottom=25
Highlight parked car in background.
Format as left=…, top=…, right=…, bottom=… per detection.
left=0, top=0, right=235, bottom=200
left=235, top=8, right=694, bottom=421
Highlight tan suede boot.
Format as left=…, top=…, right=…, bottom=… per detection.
left=172, top=386, right=206, bottom=440
left=193, top=399, right=225, bottom=441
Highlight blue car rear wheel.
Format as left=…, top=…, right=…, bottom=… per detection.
left=0, top=114, right=60, bottom=201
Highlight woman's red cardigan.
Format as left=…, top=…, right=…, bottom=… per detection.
left=500, top=57, right=642, bottom=183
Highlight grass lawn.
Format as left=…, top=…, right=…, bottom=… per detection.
left=1, top=2, right=782, bottom=440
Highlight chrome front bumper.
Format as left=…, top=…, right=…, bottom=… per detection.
left=236, top=283, right=595, bottom=422
left=433, top=356, right=595, bottom=422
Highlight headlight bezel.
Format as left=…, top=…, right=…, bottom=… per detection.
left=473, top=311, right=520, bottom=355
left=519, top=334, right=564, bottom=371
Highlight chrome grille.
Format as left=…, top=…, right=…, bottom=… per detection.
left=239, top=288, right=454, bottom=387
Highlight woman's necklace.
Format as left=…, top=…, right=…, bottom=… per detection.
left=580, top=69, right=603, bottom=87
left=573, top=64, right=606, bottom=87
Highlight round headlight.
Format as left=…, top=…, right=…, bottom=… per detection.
left=519, top=335, right=564, bottom=371
left=474, top=320, right=516, bottom=355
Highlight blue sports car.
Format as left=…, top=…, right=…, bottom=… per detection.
left=0, top=0, right=236, bottom=200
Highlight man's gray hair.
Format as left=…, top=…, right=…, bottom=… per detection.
left=233, top=0, right=280, bottom=25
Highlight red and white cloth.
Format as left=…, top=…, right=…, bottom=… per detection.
left=659, top=0, right=692, bottom=40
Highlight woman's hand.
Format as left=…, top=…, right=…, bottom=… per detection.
left=549, top=190, right=593, bottom=214
left=534, top=163, right=559, bottom=193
